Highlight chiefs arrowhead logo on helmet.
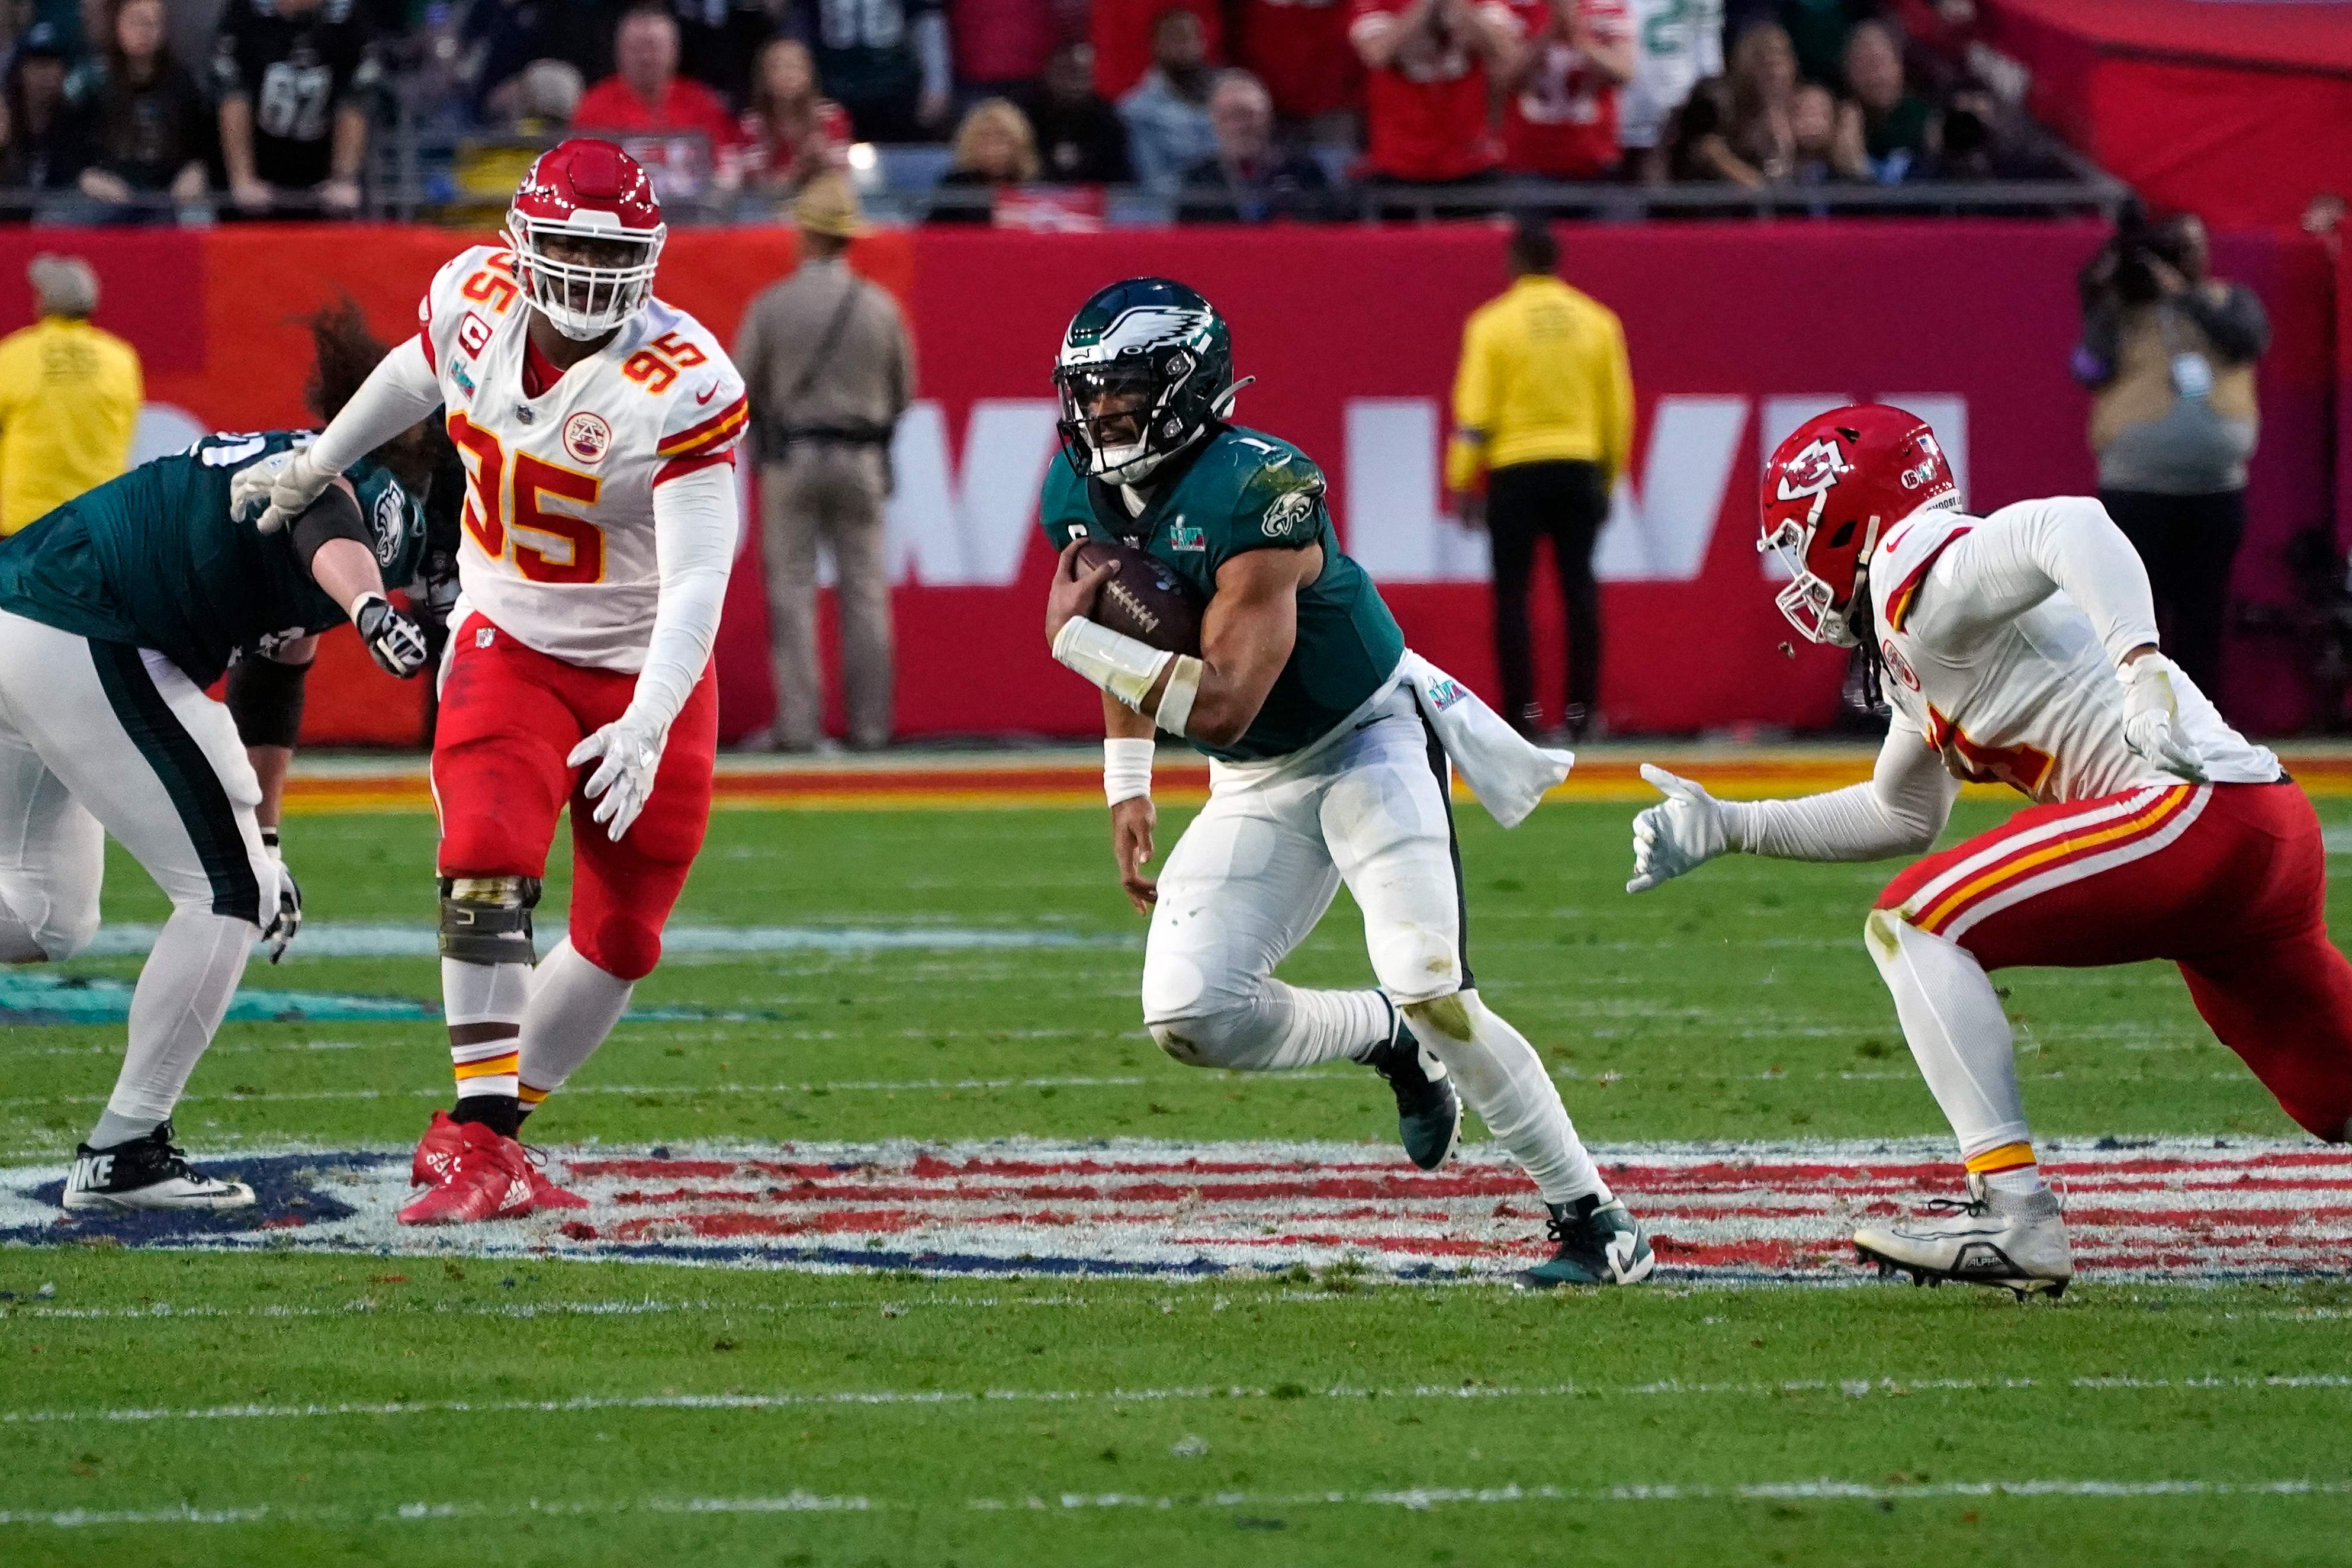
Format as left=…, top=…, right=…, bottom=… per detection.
left=1759, top=405, right=1958, bottom=648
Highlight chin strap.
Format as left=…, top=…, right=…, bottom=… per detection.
left=1209, top=376, right=1255, bottom=419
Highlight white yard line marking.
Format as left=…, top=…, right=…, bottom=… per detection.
left=4, top=1477, right=2347, bottom=1531
left=0, top=1076, right=1151, bottom=1109
left=9, top=1372, right=2348, bottom=1429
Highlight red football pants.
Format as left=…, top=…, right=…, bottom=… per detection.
left=432, top=614, right=717, bottom=982
left=1877, top=780, right=2352, bottom=1142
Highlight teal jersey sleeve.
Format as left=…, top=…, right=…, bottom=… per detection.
left=0, top=430, right=431, bottom=687
left=1196, top=430, right=1332, bottom=575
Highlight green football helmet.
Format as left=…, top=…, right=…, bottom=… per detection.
left=1053, top=277, right=1242, bottom=486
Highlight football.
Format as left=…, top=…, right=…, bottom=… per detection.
left=1075, top=539, right=1204, bottom=657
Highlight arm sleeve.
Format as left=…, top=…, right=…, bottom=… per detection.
left=2178, top=283, right=2270, bottom=365
left=627, top=462, right=739, bottom=733
left=1924, top=497, right=2161, bottom=664
left=308, top=335, right=440, bottom=477
left=287, top=482, right=371, bottom=573
left=1444, top=313, right=1493, bottom=493
left=1720, top=716, right=1956, bottom=862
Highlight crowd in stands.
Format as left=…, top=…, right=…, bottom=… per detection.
left=0, top=0, right=2067, bottom=221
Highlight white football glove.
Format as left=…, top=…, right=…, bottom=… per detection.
left=259, top=829, right=302, bottom=963
left=230, top=448, right=335, bottom=535
left=1627, top=763, right=1731, bottom=894
left=568, top=708, right=667, bottom=842
left=2120, top=654, right=2208, bottom=782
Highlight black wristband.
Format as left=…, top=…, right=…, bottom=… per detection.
left=225, top=654, right=313, bottom=748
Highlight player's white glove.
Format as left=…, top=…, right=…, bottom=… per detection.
left=230, top=448, right=335, bottom=535
left=259, top=828, right=302, bottom=962
left=568, top=708, right=667, bottom=842
left=1627, top=763, right=1731, bottom=894
left=2120, top=654, right=2208, bottom=782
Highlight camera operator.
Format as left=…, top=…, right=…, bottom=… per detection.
left=2073, top=208, right=2270, bottom=699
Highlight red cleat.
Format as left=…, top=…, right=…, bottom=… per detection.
left=520, top=1146, right=589, bottom=1212
left=410, top=1108, right=467, bottom=1188
left=396, top=1120, right=534, bottom=1225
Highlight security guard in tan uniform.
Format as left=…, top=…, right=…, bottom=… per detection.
left=735, top=173, right=915, bottom=751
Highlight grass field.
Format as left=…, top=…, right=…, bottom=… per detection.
left=5, top=769, right=2351, bottom=1565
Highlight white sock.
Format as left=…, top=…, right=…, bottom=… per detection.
left=1156, top=982, right=1391, bottom=1071
left=516, top=939, right=634, bottom=1105
left=444, top=955, right=533, bottom=1102
left=90, top=907, right=256, bottom=1146
left=1866, top=910, right=2035, bottom=1168
left=1402, top=989, right=1606, bottom=1206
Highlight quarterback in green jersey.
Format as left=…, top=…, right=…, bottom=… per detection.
left=1039, top=278, right=1652, bottom=1287
left=0, top=306, right=441, bottom=1213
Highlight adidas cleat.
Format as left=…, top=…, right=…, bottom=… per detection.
left=1364, top=1018, right=1462, bottom=1171
left=1518, top=1193, right=1656, bottom=1289
left=1855, top=1175, right=2073, bottom=1299
left=520, top=1145, right=589, bottom=1212
left=62, top=1122, right=255, bottom=1212
left=396, top=1118, right=535, bottom=1225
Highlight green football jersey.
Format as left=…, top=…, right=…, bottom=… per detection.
left=1040, top=423, right=1406, bottom=763
left=0, top=430, right=428, bottom=688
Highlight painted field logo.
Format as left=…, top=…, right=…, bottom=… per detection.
left=5, top=1139, right=2347, bottom=1286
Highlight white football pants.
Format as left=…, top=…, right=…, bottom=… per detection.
left=1142, top=684, right=1605, bottom=1204
left=0, top=609, right=274, bottom=1139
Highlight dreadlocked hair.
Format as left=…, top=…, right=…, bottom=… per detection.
left=302, top=295, right=452, bottom=496
left=304, top=296, right=387, bottom=423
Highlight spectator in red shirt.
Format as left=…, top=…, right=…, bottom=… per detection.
left=731, top=37, right=851, bottom=197
left=1348, top=0, right=1519, bottom=203
left=1501, top=0, right=1633, bottom=180
left=573, top=5, right=742, bottom=193
left=1241, top=0, right=1364, bottom=127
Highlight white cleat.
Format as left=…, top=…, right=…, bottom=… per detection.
left=61, top=1123, right=256, bottom=1213
left=1855, top=1174, right=2073, bottom=1299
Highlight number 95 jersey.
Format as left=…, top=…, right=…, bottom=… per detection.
left=417, top=245, right=747, bottom=672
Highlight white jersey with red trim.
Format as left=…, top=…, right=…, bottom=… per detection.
left=416, top=244, right=748, bottom=671
left=1866, top=496, right=2278, bottom=805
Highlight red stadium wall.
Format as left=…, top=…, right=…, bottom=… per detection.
left=0, top=220, right=2334, bottom=745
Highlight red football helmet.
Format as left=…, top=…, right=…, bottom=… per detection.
left=506, top=138, right=666, bottom=339
left=1758, top=403, right=1958, bottom=646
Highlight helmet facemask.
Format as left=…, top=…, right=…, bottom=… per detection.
left=506, top=210, right=664, bottom=339
left=1055, top=350, right=1199, bottom=486
left=1759, top=516, right=1872, bottom=648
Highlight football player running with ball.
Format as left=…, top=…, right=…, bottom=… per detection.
left=1041, top=278, right=1652, bottom=1287
left=240, top=139, right=747, bottom=1224
left=0, top=306, right=436, bottom=1212
left=1628, top=404, right=2352, bottom=1296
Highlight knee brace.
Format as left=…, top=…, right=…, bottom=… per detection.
left=439, top=876, right=541, bottom=965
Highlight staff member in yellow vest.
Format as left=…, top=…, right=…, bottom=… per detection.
left=0, top=255, right=143, bottom=536
left=1447, top=219, right=1632, bottom=742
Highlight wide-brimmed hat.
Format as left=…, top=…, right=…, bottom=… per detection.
left=794, top=172, right=868, bottom=240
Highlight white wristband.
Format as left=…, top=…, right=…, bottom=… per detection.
left=1153, top=656, right=1203, bottom=738
left=1103, top=738, right=1154, bottom=806
left=1053, top=616, right=1173, bottom=711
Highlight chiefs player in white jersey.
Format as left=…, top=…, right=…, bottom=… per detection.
left=1624, top=404, right=2352, bottom=1296
left=238, top=139, right=747, bottom=1223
